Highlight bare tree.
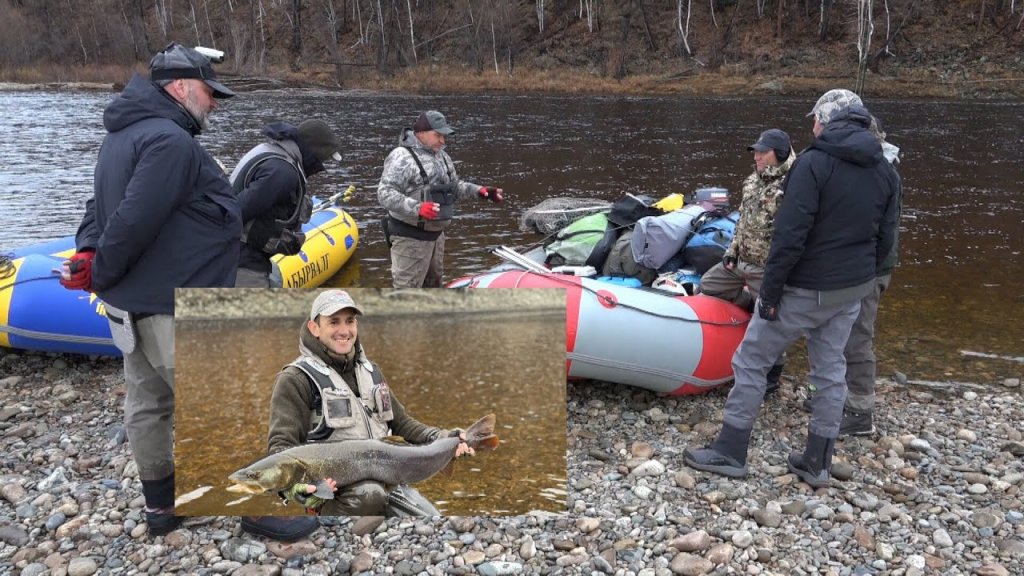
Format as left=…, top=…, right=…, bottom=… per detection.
left=677, top=0, right=693, bottom=55
left=537, top=0, right=545, bottom=32
left=406, top=0, right=416, bottom=64
left=854, top=0, right=873, bottom=93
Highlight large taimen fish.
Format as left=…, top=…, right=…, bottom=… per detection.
left=226, top=413, right=498, bottom=496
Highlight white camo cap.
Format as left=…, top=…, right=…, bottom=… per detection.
left=809, top=89, right=863, bottom=125
left=309, top=289, right=363, bottom=320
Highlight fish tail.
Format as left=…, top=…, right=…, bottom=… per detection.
left=464, top=413, right=499, bottom=452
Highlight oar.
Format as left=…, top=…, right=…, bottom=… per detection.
left=313, top=184, right=356, bottom=212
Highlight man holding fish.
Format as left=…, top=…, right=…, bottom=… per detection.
left=236, top=289, right=492, bottom=540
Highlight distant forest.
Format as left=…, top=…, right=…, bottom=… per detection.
left=1, top=0, right=1021, bottom=86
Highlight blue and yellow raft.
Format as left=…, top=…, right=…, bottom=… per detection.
left=1, top=205, right=358, bottom=357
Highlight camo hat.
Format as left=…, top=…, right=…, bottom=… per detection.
left=412, top=110, right=454, bottom=135
left=808, top=89, right=863, bottom=125
left=149, top=43, right=235, bottom=99
left=310, top=289, right=363, bottom=320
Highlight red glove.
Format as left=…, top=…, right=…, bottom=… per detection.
left=59, top=250, right=95, bottom=292
left=478, top=186, right=503, bottom=203
left=418, top=202, right=441, bottom=220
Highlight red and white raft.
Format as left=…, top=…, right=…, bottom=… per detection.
left=449, top=269, right=750, bottom=395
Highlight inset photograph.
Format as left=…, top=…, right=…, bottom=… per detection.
left=173, top=288, right=567, bottom=517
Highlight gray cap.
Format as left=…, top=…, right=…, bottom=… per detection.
left=808, top=89, right=862, bottom=125
left=310, top=289, right=363, bottom=320
left=149, top=43, right=235, bottom=99
left=412, top=110, right=454, bottom=135
left=297, top=120, right=342, bottom=162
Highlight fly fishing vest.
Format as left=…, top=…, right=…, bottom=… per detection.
left=288, top=355, right=394, bottom=443
left=230, top=140, right=312, bottom=256
left=388, top=146, right=457, bottom=239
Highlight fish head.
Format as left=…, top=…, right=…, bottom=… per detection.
left=226, top=455, right=304, bottom=495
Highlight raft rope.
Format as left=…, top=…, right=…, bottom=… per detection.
left=503, top=269, right=747, bottom=328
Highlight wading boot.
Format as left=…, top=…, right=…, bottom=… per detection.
left=241, top=516, right=320, bottom=542
left=839, top=409, right=875, bottom=437
left=788, top=432, right=836, bottom=488
left=145, top=507, right=184, bottom=536
left=683, top=423, right=752, bottom=478
left=764, top=363, right=785, bottom=398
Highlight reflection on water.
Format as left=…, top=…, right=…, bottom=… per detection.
left=2, top=91, right=1021, bottom=384
left=175, top=309, right=567, bottom=516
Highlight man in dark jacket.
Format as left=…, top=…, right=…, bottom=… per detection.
left=60, top=43, right=241, bottom=536
left=683, top=92, right=900, bottom=488
left=231, top=120, right=343, bottom=287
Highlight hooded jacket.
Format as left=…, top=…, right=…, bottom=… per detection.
left=759, top=105, right=900, bottom=306
left=266, top=322, right=449, bottom=455
left=73, top=74, right=241, bottom=314
left=726, top=149, right=797, bottom=268
left=233, top=122, right=326, bottom=273
left=377, top=128, right=482, bottom=232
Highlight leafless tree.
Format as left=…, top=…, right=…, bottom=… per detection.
left=855, top=0, right=873, bottom=93
left=677, top=0, right=693, bottom=55
left=406, top=0, right=417, bottom=64
left=537, top=0, right=545, bottom=32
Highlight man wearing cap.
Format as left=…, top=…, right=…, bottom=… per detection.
left=59, top=43, right=241, bottom=536
left=377, top=110, right=504, bottom=287
left=798, top=90, right=904, bottom=438
left=684, top=91, right=899, bottom=488
left=699, top=128, right=796, bottom=396
left=243, top=289, right=472, bottom=529
left=231, top=119, right=343, bottom=287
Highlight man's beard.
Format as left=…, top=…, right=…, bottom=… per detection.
left=183, top=88, right=210, bottom=131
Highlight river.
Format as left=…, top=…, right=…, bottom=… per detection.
left=0, top=89, right=1021, bottom=386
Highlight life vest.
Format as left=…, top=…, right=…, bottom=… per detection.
left=230, top=140, right=312, bottom=255
left=288, top=352, right=393, bottom=443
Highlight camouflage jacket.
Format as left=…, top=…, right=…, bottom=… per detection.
left=726, top=151, right=796, bottom=268
left=377, top=128, right=482, bottom=231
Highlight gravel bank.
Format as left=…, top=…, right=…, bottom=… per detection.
left=1, top=343, right=1022, bottom=575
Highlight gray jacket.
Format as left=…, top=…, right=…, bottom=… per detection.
left=377, top=129, right=481, bottom=232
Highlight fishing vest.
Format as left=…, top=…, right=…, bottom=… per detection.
left=230, top=140, right=312, bottom=255
left=288, top=352, right=393, bottom=443
left=404, top=145, right=457, bottom=233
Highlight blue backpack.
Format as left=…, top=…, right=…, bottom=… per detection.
left=682, top=211, right=739, bottom=275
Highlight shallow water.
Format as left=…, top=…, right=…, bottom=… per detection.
left=1, top=90, right=1021, bottom=385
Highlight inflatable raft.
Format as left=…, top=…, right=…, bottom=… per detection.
left=449, top=269, right=750, bottom=395
left=1, top=205, right=358, bottom=357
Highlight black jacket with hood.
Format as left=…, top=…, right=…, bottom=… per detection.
left=235, top=122, right=327, bottom=273
left=759, top=105, right=900, bottom=307
left=74, top=73, right=241, bottom=314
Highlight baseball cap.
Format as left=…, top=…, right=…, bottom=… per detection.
left=309, top=290, right=363, bottom=320
left=412, top=110, right=454, bottom=135
left=149, top=43, right=236, bottom=99
left=297, top=120, right=342, bottom=162
left=808, top=89, right=863, bottom=124
left=748, top=129, right=792, bottom=156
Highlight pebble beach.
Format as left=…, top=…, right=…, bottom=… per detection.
left=2, top=341, right=1021, bottom=575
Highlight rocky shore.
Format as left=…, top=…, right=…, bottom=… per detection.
left=1, top=340, right=1022, bottom=574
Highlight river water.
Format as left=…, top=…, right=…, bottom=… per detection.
left=1, top=89, right=1021, bottom=386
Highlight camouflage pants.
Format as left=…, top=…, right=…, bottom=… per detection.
left=844, top=274, right=891, bottom=413
left=119, top=314, right=175, bottom=482
left=389, top=234, right=445, bottom=288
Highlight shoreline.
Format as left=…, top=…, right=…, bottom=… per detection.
left=2, top=64, right=1021, bottom=100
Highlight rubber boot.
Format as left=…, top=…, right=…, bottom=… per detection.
left=787, top=432, right=836, bottom=488
left=241, top=516, right=320, bottom=542
left=683, top=423, right=752, bottom=478
left=764, top=363, right=784, bottom=398
left=141, top=474, right=183, bottom=537
left=839, top=409, right=875, bottom=437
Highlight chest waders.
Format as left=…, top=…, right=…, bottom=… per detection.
left=230, top=141, right=312, bottom=255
